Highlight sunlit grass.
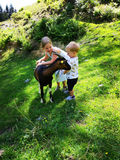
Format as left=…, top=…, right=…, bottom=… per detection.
left=0, top=21, right=120, bottom=160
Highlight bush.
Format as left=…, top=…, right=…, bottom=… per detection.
left=31, top=18, right=49, bottom=41
left=37, top=0, right=41, bottom=3
left=93, top=4, right=120, bottom=21
left=99, top=0, right=120, bottom=5
left=31, top=18, right=86, bottom=44
left=11, top=10, right=32, bottom=22
left=48, top=18, right=86, bottom=44
left=75, top=0, right=99, bottom=13
left=25, top=11, right=32, bottom=19
left=0, top=30, right=13, bottom=49
left=19, top=7, right=24, bottom=12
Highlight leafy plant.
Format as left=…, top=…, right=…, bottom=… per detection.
left=31, top=18, right=86, bottom=44
left=93, top=4, right=120, bottom=21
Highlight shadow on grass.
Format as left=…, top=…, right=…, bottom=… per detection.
left=26, top=91, right=90, bottom=159
left=0, top=51, right=35, bottom=131
left=1, top=45, right=120, bottom=159
left=28, top=93, right=120, bottom=159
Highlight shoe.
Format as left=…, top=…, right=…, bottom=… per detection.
left=64, top=90, right=69, bottom=94
left=62, top=86, right=67, bottom=92
left=55, top=86, right=60, bottom=91
left=65, top=95, right=75, bottom=100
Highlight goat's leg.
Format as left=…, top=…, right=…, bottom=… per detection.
left=49, top=82, right=53, bottom=103
left=40, top=85, right=45, bottom=103
left=38, top=83, right=40, bottom=93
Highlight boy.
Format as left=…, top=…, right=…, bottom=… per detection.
left=53, top=41, right=80, bottom=100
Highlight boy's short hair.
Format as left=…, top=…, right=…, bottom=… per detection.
left=66, top=41, right=80, bottom=52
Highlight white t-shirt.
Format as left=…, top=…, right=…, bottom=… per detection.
left=55, top=48, right=78, bottom=79
left=66, top=57, right=78, bottom=79
left=52, top=47, right=70, bottom=61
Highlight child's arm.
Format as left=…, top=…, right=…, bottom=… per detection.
left=52, top=47, right=61, bottom=54
left=53, top=47, right=70, bottom=61
left=36, top=53, right=49, bottom=65
left=37, top=54, right=58, bottom=66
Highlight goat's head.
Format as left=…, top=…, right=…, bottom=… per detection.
left=56, top=57, right=71, bottom=70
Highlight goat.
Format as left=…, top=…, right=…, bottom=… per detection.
left=34, top=57, right=71, bottom=103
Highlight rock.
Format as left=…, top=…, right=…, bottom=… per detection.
left=0, top=150, right=4, bottom=156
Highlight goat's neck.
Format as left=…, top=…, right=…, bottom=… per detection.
left=43, top=63, right=59, bottom=75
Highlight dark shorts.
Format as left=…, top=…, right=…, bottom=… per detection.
left=67, top=78, right=78, bottom=91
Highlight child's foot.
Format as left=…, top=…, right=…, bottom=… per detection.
left=55, top=86, right=60, bottom=91
left=64, top=90, right=69, bottom=94
left=65, top=95, right=75, bottom=100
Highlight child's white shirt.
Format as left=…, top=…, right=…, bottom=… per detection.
left=53, top=48, right=78, bottom=79
left=66, top=57, right=78, bottom=79
left=52, top=47, right=70, bottom=61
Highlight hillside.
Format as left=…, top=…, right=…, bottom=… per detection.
left=0, top=1, right=120, bottom=160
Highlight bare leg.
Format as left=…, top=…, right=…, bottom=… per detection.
left=69, top=90, right=74, bottom=96
left=57, top=82, right=60, bottom=88
left=62, top=81, right=67, bottom=88
left=55, top=82, right=60, bottom=91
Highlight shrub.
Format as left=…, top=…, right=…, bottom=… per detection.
left=37, top=0, right=41, bottom=3
left=25, top=11, right=32, bottom=19
left=31, top=18, right=86, bottom=44
left=11, top=10, right=32, bottom=22
left=11, top=12, right=23, bottom=21
left=75, top=0, right=99, bottom=13
left=93, top=4, right=120, bottom=21
left=99, top=0, right=120, bottom=5
left=19, top=7, right=24, bottom=12
left=16, top=28, right=32, bottom=51
left=48, top=18, right=86, bottom=44
left=31, top=18, right=49, bottom=41
left=0, top=30, right=13, bottom=49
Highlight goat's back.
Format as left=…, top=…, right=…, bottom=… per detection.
left=34, top=65, right=53, bottom=86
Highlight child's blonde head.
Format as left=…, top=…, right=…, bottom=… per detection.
left=66, top=41, right=80, bottom=53
left=41, top=36, right=52, bottom=48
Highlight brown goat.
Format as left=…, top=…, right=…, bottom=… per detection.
left=34, top=57, right=71, bottom=103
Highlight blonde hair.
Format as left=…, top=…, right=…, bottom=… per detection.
left=41, top=36, right=52, bottom=48
left=66, top=41, right=80, bottom=52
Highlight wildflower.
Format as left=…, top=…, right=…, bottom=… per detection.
left=99, top=84, right=103, bottom=87
left=24, top=79, right=30, bottom=83
left=105, top=152, right=108, bottom=155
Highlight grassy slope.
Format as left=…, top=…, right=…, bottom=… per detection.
left=0, top=21, right=120, bottom=160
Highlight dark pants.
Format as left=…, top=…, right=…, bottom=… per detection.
left=67, top=78, right=78, bottom=91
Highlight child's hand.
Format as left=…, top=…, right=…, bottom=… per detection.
left=36, top=60, right=40, bottom=65
left=36, top=62, right=42, bottom=67
left=64, top=70, right=69, bottom=74
left=36, top=59, right=44, bottom=65
left=36, top=61, right=45, bottom=67
left=52, top=47, right=61, bottom=54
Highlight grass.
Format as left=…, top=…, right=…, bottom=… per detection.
left=0, top=21, right=120, bottom=160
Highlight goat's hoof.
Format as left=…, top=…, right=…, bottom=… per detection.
left=50, top=98, right=54, bottom=103
left=40, top=99, right=45, bottom=103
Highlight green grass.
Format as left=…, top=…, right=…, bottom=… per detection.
left=0, top=21, right=120, bottom=160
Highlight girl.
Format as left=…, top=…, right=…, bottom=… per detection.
left=36, top=36, right=67, bottom=91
